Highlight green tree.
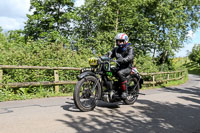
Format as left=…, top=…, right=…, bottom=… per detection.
left=0, top=27, right=7, bottom=43
left=189, top=44, right=200, bottom=64
left=7, top=30, right=25, bottom=43
left=24, top=0, right=75, bottom=41
left=24, top=0, right=200, bottom=62
left=74, top=0, right=200, bottom=59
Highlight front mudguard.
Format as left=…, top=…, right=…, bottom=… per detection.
left=76, top=71, right=102, bottom=100
left=77, top=71, right=98, bottom=80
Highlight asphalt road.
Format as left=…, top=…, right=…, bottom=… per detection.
left=0, top=74, right=200, bottom=133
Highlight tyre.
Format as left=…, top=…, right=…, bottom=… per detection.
left=73, top=76, right=101, bottom=112
left=123, top=77, right=139, bottom=105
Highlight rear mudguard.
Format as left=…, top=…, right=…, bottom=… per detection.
left=131, top=73, right=143, bottom=89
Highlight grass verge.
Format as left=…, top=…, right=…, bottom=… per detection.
left=0, top=92, right=73, bottom=102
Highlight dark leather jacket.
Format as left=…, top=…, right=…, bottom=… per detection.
left=109, top=45, right=134, bottom=69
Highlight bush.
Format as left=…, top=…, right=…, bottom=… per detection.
left=135, top=54, right=159, bottom=73
left=188, top=44, right=200, bottom=64
left=0, top=32, right=94, bottom=100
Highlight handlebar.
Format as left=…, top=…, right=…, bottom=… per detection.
left=110, top=59, right=120, bottom=66
left=100, top=56, right=120, bottom=66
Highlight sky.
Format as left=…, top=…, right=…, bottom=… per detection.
left=176, top=29, right=200, bottom=57
left=0, top=0, right=199, bottom=57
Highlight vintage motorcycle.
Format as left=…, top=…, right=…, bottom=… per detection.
left=73, top=56, right=143, bottom=112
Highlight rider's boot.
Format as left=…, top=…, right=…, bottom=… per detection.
left=121, top=80, right=128, bottom=99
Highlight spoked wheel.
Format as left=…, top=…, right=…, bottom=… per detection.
left=73, top=76, right=101, bottom=112
left=123, top=77, right=139, bottom=105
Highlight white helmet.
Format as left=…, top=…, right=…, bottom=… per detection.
left=115, top=33, right=129, bottom=45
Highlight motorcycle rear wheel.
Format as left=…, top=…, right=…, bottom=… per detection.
left=123, top=77, right=139, bottom=105
left=73, top=76, right=101, bottom=112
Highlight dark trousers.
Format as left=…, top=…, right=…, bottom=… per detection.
left=117, top=67, right=132, bottom=82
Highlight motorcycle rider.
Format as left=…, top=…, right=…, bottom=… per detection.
left=108, top=33, right=134, bottom=99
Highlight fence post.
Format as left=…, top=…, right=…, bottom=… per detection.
left=152, top=75, right=155, bottom=87
left=0, top=69, right=3, bottom=88
left=167, top=73, right=169, bottom=84
left=54, top=70, right=59, bottom=93
left=181, top=71, right=184, bottom=80
left=178, top=72, right=180, bottom=79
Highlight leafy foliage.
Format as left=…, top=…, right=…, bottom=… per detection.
left=188, top=44, right=200, bottom=64
left=0, top=28, right=93, bottom=101
left=73, top=0, right=200, bottom=59
left=24, top=0, right=200, bottom=59
left=24, top=0, right=75, bottom=40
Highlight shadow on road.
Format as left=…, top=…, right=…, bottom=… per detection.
left=58, top=74, right=200, bottom=133
left=61, top=100, right=121, bottom=112
left=58, top=99, right=200, bottom=133
left=61, top=101, right=80, bottom=112
left=164, top=86, right=200, bottom=97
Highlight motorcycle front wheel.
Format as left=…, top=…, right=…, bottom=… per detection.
left=73, top=76, right=101, bottom=112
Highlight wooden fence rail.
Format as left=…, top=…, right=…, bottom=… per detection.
left=0, top=65, right=185, bottom=92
